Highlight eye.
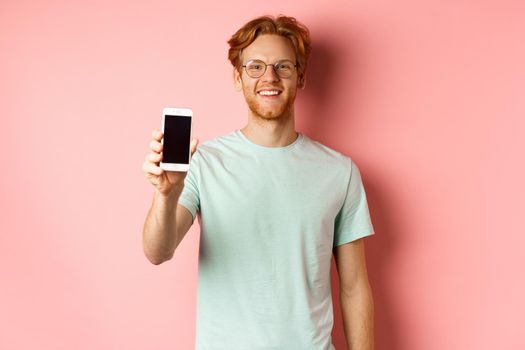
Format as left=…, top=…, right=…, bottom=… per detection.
left=276, top=62, right=293, bottom=71
left=247, top=61, right=265, bottom=71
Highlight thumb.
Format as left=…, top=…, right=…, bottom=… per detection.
left=190, top=138, right=199, bottom=155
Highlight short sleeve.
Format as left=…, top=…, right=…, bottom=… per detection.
left=333, top=159, right=375, bottom=247
left=177, top=150, right=201, bottom=223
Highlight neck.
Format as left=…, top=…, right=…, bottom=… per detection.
left=241, top=110, right=298, bottom=148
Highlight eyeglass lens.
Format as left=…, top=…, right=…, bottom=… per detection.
left=244, top=60, right=295, bottom=78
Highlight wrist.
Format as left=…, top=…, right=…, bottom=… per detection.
left=154, top=185, right=183, bottom=202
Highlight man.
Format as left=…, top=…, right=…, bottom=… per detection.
left=142, top=15, right=375, bottom=350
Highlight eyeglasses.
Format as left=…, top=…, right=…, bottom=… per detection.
left=242, top=59, right=297, bottom=78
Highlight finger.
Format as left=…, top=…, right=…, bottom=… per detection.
left=143, top=161, right=164, bottom=176
left=152, top=129, right=163, bottom=141
left=149, top=139, right=163, bottom=153
left=147, top=152, right=162, bottom=163
left=190, top=138, right=199, bottom=155
left=142, top=161, right=155, bottom=176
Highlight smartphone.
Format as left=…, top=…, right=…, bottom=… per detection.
left=160, top=107, right=193, bottom=172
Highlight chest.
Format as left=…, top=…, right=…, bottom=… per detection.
left=198, top=155, right=346, bottom=227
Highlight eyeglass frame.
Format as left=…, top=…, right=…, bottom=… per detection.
left=241, top=59, right=298, bottom=79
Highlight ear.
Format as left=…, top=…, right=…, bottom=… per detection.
left=298, top=73, right=306, bottom=89
left=233, top=68, right=242, bottom=91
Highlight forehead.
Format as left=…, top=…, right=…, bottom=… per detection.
left=241, top=34, right=296, bottom=62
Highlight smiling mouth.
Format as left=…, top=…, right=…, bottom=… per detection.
left=258, top=90, right=282, bottom=96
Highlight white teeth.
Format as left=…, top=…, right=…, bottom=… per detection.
left=259, top=90, right=280, bottom=96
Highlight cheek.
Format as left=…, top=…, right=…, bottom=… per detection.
left=243, top=82, right=257, bottom=94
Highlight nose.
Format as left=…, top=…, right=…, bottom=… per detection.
left=261, top=64, right=280, bottom=82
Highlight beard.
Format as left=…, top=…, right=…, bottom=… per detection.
left=243, top=89, right=296, bottom=121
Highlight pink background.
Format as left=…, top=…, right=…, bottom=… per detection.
left=1, top=0, right=524, bottom=349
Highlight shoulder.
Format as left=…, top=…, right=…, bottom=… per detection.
left=191, top=131, right=238, bottom=162
left=300, top=133, right=354, bottom=172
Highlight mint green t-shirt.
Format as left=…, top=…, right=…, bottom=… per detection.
left=178, top=129, right=374, bottom=350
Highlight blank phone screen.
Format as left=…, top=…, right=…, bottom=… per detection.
left=163, top=114, right=191, bottom=164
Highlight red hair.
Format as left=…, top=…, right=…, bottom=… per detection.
left=227, top=15, right=312, bottom=82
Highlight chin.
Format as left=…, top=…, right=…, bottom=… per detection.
left=247, top=100, right=293, bottom=120
left=255, top=107, right=290, bottom=120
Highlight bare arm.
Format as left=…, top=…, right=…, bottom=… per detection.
left=333, top=238, right=374, bottom=350
left=141, top=129, right=199, bottom=265
left=142, top=189, right=195, bottom=265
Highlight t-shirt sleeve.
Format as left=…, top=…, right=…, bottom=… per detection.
left=333, top=159, right=375, bottom=247
left=177, top=150, right=201, bottom=223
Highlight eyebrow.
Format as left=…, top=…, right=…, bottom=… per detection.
left=245, top=58, right=295, bottom=63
